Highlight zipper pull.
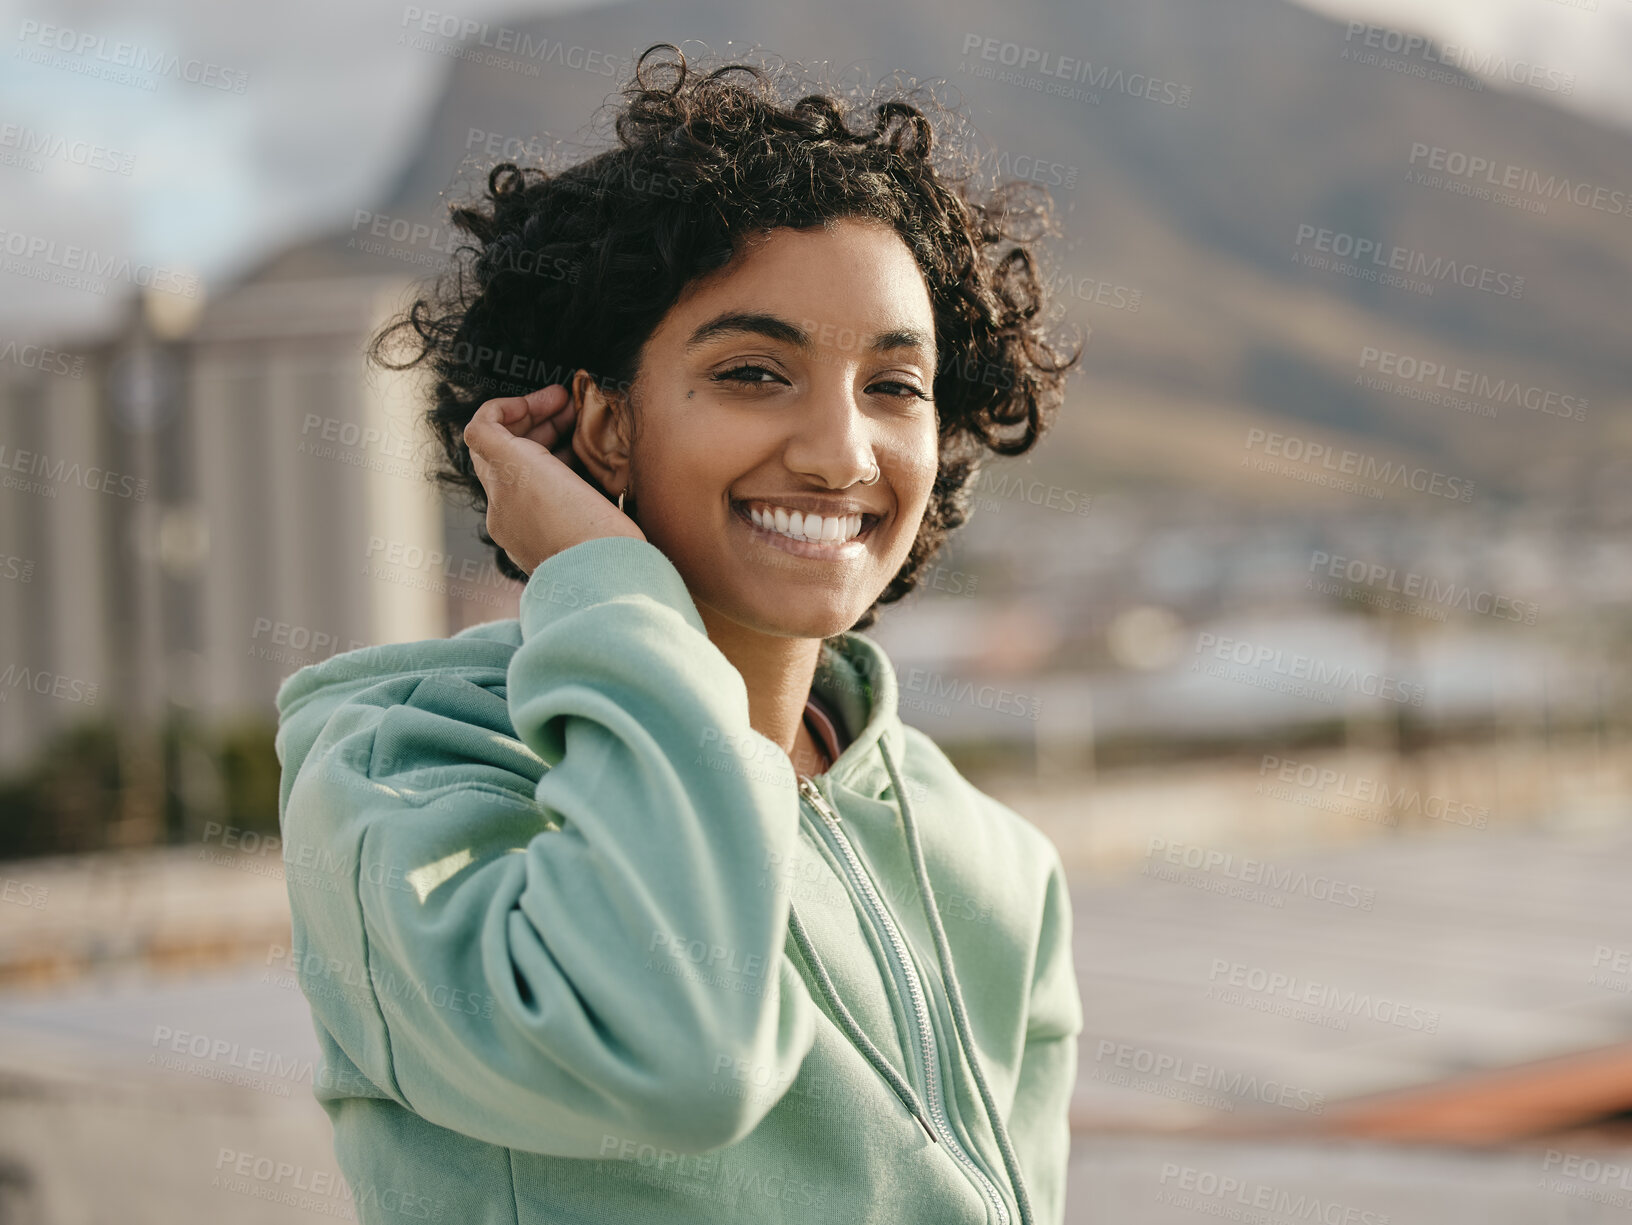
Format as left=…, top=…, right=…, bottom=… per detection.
left=798, top=775, right=835, bottom=822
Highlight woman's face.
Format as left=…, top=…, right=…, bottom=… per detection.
left=615, top=217, right=940, bottom=641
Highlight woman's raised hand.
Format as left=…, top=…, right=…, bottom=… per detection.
left=463, top=384, right=645, bottom=576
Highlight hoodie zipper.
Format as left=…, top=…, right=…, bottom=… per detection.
left=797, top=774, right=1011, bottom=1225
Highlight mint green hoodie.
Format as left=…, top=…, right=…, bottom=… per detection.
left=275, top=535, right=1082, bottom=1225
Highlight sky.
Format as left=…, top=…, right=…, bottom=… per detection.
left=2, top=0, right=1629, bottom=346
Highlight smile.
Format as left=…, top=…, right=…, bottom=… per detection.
left=731, top=500, right=879, bottom=560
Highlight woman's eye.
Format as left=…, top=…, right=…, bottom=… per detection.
left=711, top=366, right=930, bottom=401
left=870, top=380, right=931, bottom=401
left=714, top=364, right=786, bottom=386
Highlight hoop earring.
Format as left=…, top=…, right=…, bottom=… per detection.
left=617, top=487, right=627, bottom=514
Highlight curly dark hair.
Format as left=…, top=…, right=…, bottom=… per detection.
left=369, top=41, right=1081, bottom=632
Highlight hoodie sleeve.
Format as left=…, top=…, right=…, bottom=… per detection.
left=277, top=535, right=818, bottom=1159
left=1004, top=844, right=1082, bottom=1225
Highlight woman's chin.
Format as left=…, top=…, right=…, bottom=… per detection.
left=720, top=588, right=867, bottom=641
left=666, top=531, right=883, bottom=640
left=759, top=603, right=861, bottom=641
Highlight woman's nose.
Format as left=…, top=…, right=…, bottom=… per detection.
left=782, top=382, right=878, bottom=488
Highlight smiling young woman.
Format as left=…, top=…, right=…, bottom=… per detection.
left=277, top=42, right=1082, bottom=1225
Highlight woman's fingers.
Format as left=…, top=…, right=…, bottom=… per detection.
left=528, top=397, right=576, bottom=454
left=464, top=386, right=576, bottom=462
left=460, top=382, right=643, bottom=573
left=511, top=387, right=575, bottom=453
left=462, top=401, right=518, bottom=469
left=475, top=386, right=569, bottom=439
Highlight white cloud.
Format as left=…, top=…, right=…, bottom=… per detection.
left=1288, top=0, right=1632, bottom=132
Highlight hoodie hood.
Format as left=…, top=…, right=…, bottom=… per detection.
left=275, top=615, right=907, bottom=803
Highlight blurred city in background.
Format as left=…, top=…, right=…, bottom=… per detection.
left=1, top=0, right=1629, bottom=1220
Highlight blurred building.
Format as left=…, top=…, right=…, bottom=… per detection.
left=0, top=249, right=499, bottom=775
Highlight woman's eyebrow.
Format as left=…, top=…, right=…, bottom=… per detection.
left=684, top=311, right=931, bottom=357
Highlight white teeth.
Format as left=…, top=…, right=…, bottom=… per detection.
left=745, top=504, right=866, bottom=545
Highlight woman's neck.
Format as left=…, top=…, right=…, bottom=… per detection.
left=695, top=605, right=826, bottom=774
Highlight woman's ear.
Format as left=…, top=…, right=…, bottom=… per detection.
left=568, top=369, right=633, bottom=493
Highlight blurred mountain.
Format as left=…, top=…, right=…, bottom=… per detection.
left=252, top=0, right=1632, bottom=511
